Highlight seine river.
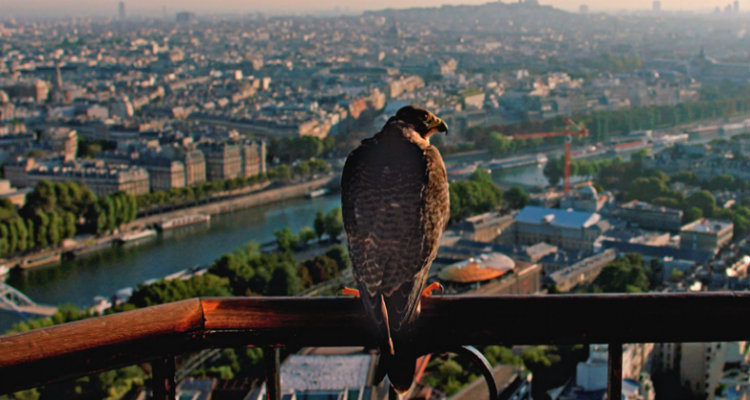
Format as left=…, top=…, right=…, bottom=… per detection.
left=0, top=162, right=563, bottom=332
left=0, top=194, right=342, bottom=331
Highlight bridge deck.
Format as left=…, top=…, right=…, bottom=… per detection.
left=0, top=303, right=58, bottom=317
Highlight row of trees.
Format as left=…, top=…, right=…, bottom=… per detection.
left=274, top=207, right=344, bottom=252
left=0, top=181, right=137, bottom=258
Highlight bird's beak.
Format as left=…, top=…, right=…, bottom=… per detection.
left=427, top=115, right=449, bottom=135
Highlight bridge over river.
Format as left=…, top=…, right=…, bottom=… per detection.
left=0, top=283, right=58, bottom=317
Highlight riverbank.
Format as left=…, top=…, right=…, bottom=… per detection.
left=128, top=175, right=336, bottom=229
left=1, top=176, right=337, bottom=273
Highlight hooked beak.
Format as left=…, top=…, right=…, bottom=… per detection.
left=427, top=115, right=449, bottom=135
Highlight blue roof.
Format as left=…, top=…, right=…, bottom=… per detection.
left=515, top=206, right=601, bottom=229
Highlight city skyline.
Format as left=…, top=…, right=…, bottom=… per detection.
left=0, top=0, right=745, bottom=18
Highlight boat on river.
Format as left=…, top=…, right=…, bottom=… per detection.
left=115, top=229, right=157, bottom=245
left=20, top=253, right=62, bottom=269
left=156, top=214, right=211, bottom=231
left=305, top=188, right=329, bottom=199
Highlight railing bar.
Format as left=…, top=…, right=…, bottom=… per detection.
left=152, top=355, right=176, bottom=400
left=264, top=346, right=281, bottom=400
left=607, top=342, right=622, bottom=400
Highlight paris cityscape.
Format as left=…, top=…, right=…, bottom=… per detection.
left=0, top=0, right=748, bottom=399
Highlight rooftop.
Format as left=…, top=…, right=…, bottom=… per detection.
left=515, top=206, right=601, bottom=229
left=681, top=218, right=733, bottom=233
left=281, top=354, right=371, bottom=393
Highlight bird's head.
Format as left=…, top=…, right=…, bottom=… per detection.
left=391, top=105, right=448, bottom=138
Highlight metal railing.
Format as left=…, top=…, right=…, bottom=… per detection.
left=0, top=292, right=748, bottom=399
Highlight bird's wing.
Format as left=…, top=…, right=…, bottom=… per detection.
left=342, top=123, right=450, bottom=345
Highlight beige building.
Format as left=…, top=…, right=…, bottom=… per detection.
left=4, top=158, right=149, bottom=196
left=616, top=200, right=683, bottom=232
left=680, top=218, right=733, bottom=254
left=0, top=179, right=30, bottom=207
left=201, top=144, right=242, bottom=181
left=680, top=342, right=727, bottom=399
left=182, top=149, right=206, bottom=186
left=455, top=211, right=514, bottom=242
left=142, top=159, right=186, bottom=192
left=41, top=127, right=78, bottom=161
left=241, top=141, right=266, bottom=177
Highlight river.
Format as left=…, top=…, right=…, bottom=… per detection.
left=0, top=194, right=341, bottom=332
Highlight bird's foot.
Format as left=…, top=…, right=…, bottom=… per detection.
left=421, top=282, right=443, bottom=297
left=341, top=287, right=360, bottom=298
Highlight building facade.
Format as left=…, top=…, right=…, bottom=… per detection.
left=241, top=141, right=266, bottom=177
left=680, top=218, right=733, bottom=254
left=514, top=206, right=608, bottom=253
left=201, top=144, right=242, bottom=181
left=4, top=157, right=149, bottom=196
left=616, top=200, right=683, bottom=232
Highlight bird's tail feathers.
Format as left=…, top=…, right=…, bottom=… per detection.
left=380, top=294, right=395, bottom=356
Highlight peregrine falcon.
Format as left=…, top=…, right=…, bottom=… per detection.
left=341, top=105, right=450, bottom=395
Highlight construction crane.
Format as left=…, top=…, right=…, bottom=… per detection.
left=509, top=117, right=588, bottom=194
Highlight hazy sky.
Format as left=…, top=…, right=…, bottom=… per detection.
left=1, top=0, right=745, bottom=18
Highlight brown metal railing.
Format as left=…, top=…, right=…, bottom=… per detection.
left=1, top=293, right=749, bottom=399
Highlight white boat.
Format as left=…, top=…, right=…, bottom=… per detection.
left=157, top=214, right=211, bottom=230
left=116, top=229, right=157, bottom=244
left=305, top=188, right=329, bottom=199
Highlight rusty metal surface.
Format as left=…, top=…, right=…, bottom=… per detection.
left=0, top=293, right=748, bottom=394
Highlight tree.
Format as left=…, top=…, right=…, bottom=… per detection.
left=628, top=177, right=668, bottom=202
left=267, top=264, right=301, bottom=296
left=708, top=174, right=735, bottom=191
left=685, top=190, right=716, bottom=218
left=487, top=132, right=514, bottom=156
left=274, top=227, right=299, bottom=252
left=504, top=186, right=530, bottom=210
left=299, top=255, right=339, bottom=284
left=21, top=180, right=56, bottom=217
left=314, top=211, right=326, bottom=242
left=324, top=207, right=344, bottom=240
left=591, top=255, right=650, bottom=293
left=325, top=244, right=351, bottom=272
left=543, top=156, right=565, bottom=187
left=63, top=212, right=76, bottom=239
left=683, top=206, right=703, bottom=224
left=298, top=227, right=316, bottom=245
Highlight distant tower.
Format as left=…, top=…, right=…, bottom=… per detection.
left=579, top=4, right=589, bottom=13
left=733, top=0, right=739, bottom=12
left=55, top=63, right=63, bottom=89
left=118, top=2, right=126, bottom=19
left=652, top=0, right=661, bottom=11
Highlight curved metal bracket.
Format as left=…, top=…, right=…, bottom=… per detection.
left=452, top=345, right=498, bottom=400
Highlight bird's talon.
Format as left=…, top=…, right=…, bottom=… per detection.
left=342, top=287, right=360, bottom=298
left=421, top=282, right=443, bottom=297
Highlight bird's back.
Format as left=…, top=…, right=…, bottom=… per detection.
left=341, top=121, right=449, bottom=340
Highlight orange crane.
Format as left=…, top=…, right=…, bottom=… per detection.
left=509, top=117, right=588, bottom=194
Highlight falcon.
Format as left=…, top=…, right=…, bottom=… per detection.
left=341, top=105, right=450, bottom=396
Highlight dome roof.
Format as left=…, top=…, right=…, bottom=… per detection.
left=438, top=253, right=515, bottom=283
